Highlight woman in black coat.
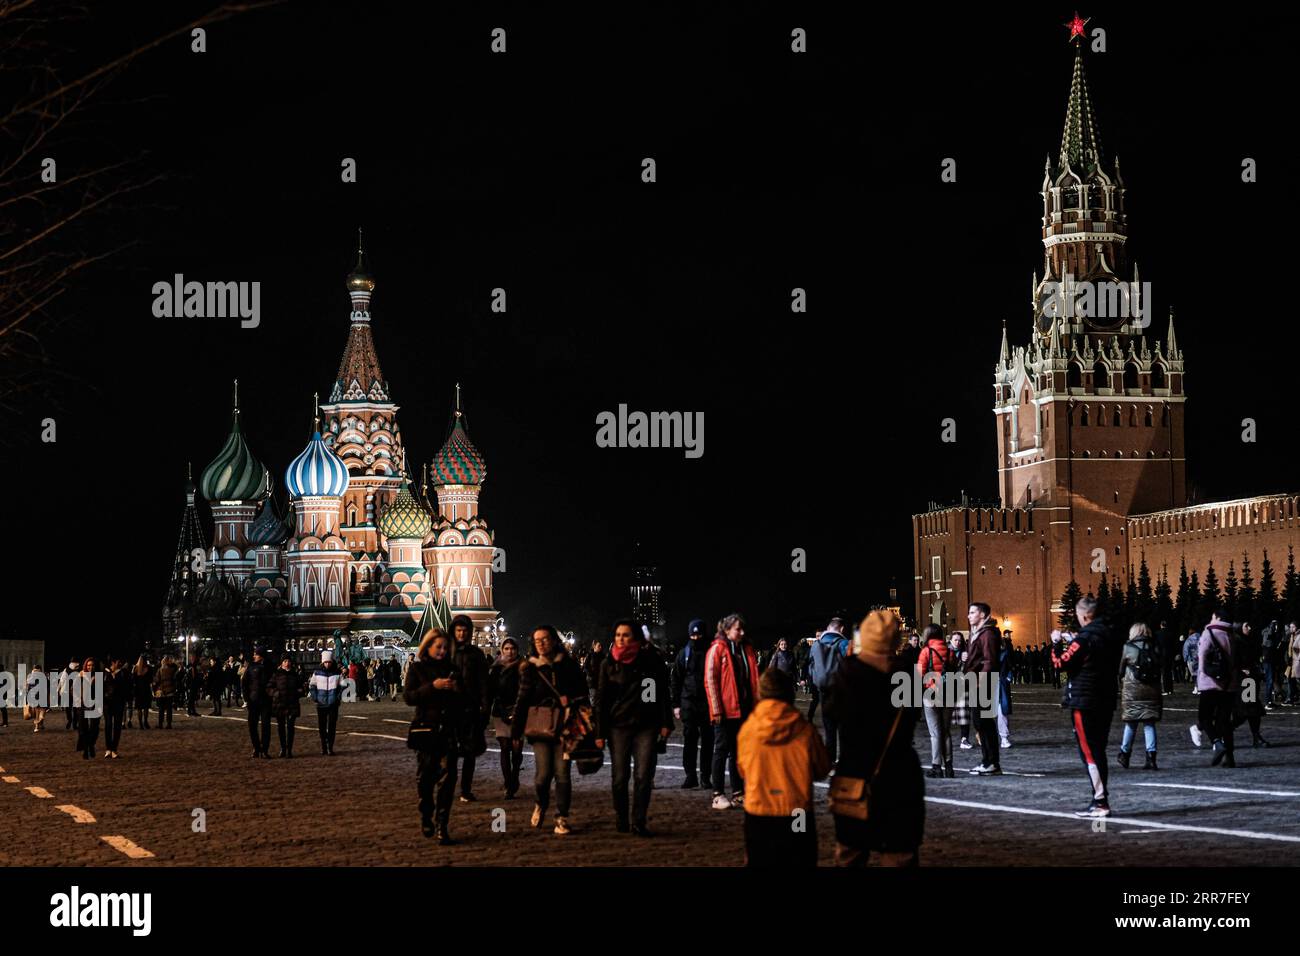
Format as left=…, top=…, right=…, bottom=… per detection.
left=131, top=657, right=153, bottom=729
left=826, top=611, right=924, bottom=866
left=404, top=628, right=465, bottom=843
left=268, top=655, right=305, bottom=758
left=487, top=637, right=525, bottom=798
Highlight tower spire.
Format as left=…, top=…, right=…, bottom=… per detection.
left=313, top=391, right=320, bottom=433
left=233, top=378, right=239, bottom=418
left=1059, top=20, right=1102, bottom=174
left=455, top=382, right=462, bottom=417
left=999, top=320, right=1010, bottom=366
left=1166, top=308, right=1178, bottom=357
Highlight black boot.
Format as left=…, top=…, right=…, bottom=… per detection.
left=420, top=818, right=435, bottom=838
left=437, top=824, right=455, bottom=846
left=1223, top=752, right=1236, bottom=768
left=1253, top=734, right=1270, bottom=748
left=943, top=760, right=955, bottom=778
left=925, top=765, right=944, bottom=778
left=1117, top=749, right=1130, bottom=769
left=1143, top=751, right=1158, bottom=770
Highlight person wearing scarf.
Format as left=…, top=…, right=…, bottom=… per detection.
left=595, top=620, right=674, bottom=835
left=487, top=637, right=525, bottom=797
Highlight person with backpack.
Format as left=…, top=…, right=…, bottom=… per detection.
left=1194, top=611, right=1239, bottom=767
left=670, top=618, right=713, bottom=791
left=916, top=624, right=954, bottom=778
left=808, top=617, right=850, bottom=762
left=1117, top=622, right=1162, bottom=770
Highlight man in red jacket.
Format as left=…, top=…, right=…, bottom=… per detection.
left=965, top=602, right=1003, bottom=775
left=705, top=613, right=760, bottom=810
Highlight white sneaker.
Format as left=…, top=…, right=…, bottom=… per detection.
left=711, top=793, right=732, bottom=810
left=530, top=805, right=543, bottom=828
left=553, top=816, right=571, bottom=835
left=1000, top=737, right=1012, bottom=749
left=959, top=738, right=973, bottom=750
left=968, top=764, right=988, bottom=774
left=1189, top=724, right=1203, bottom=748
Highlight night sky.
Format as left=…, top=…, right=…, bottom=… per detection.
left=8, top=5, right=1291, bottom=662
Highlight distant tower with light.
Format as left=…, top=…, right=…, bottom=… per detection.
left=630, top=543, right=665, bottom=637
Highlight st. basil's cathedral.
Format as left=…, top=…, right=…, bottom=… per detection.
left=162, top=243, right=499, bottom=656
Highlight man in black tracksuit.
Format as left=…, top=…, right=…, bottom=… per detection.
left=1050, top=595, right=1122, bottom=817
left=449, top=615, right=489, bottom=802
left=241, top=646, right=273, bottom=758
left=671, top=618, right=714, bottom=790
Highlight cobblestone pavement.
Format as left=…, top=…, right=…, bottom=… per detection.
left=1, top=685, right=1297, bottom=866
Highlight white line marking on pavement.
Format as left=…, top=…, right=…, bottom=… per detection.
left=347, top=732, right=405, bottom=742
left=922, top=795, right=1300, bottom=843
left=382, top=719, right=408, bottom=724
left=341, top=715, right=368, bottom=720
left=202, top=715, right=247, bottom=722
left=100, top=835, right=155, bottom=859
left=1119, top=829, right=1165, bottom=834
left=1131, top=782, right=1300, bottom=798
left=2, top=775, right=19, bottom=783
left=25, top=786, right=53, bottom=798
left=56, top=805, right=96, bottom=823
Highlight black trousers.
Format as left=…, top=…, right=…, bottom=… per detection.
left=453, top=752, right=477, bottom=796
left=211, top=693, right=222, bottom=716
left=680, top=712, right=714, bottom=785
left=711, top=718, right=744, bottom=794
left=77, top=714, right=100, bottom=756
left=247, top=700, right=272, bottom=753
left=496, top=737, right=523, bottom=794
left=744, top=811, right=817, bottom=868
left=134, top=700, right=150, bottom=727
left=104, top=708, right=125, bottom=751
left=1198, top=689, right=1235, bottom=753
left=807, top=685, right=821, bottom=723
left=977, top=714, right=1000, bottom=768
left=156, top=696, right=174, bottom=727
left=317, top=704, right=339, bottom=751
left=416, top=745, right=457, bottom=826
left=276, top=714, right=296, bottom=752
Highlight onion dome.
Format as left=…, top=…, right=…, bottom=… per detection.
left=285, top=431, right=351, bottom=498
left=346, top=231, right=375, bottom=294
left=431, top=410, right=486, bottom=486
left=379, top=478, right=431, bottom=539
left=247, top=499, right=289, bottom=547
left=200, top=409, right=271, bottom=503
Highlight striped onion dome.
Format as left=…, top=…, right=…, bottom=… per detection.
left=200, top=413, right=270, bottom=503
left=431, top=414, right=486, bottom=486
left=379, top=479, right=431, bottom=539
left=247, top=500, right=288, bottom=547
left=285, top=432, right=350, bottom=498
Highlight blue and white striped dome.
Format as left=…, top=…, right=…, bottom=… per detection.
left=285, top=432, right=350, bottom=498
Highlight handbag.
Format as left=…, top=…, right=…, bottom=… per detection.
left=23, top=703, right=33, bottom=720
left=523, top=666, right=566, bottom=741
left=406, top=715, right=442, bottom=751
left=829, top=710, right=904, bottom=822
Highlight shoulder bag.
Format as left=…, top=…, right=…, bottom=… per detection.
left=829, top=710, right=904, bottom=822
left=523, top=664, right=566, bottom=741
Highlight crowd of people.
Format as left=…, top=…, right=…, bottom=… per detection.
left=9, top=595, right=1298, bottom=867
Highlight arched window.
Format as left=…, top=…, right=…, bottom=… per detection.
left=1093, top=361, right=1109, bottom=390
left=1124, top=363, right=1139, bottom=391
left=1151, top=364, right=1167, bottom=389
left=1080, top=405, right=1090, bottom=426
left=1068, top=362, right=1083, bottom=389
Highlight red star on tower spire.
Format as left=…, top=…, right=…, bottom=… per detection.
left=1066, top=12, right=1090, bottom=41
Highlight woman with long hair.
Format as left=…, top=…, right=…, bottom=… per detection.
left=75, top=657, right=101, bottom=759
left=152, top=655, right=178, bottom=729
left=512, top=624, right=589, bottom=835
left=403, top=628, right=464, bottom=843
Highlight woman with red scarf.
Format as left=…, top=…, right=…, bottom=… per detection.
left=594, top=620, right=674, bottom=836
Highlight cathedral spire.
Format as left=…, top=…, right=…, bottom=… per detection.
left=998, top=320, right=1010, bottom=367
left=1059, top=24, right=1102, bottom=175
left=1166, top=308, right=1178, bottom=357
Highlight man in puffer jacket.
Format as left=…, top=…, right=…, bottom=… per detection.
left=594, top=620, right=674, bottom=836
left=241, top=646, right=273, bottom=758
left=309, top=651, right=344, bottom=756
left=737, top=668, right=831, bottom=867
left=1050, top=594, right=1122, bottom=817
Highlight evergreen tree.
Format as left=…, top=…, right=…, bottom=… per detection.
left=1222, top=560, right=1239, bottom=623
left=1154, top=567, right=1174, bottom=632
left=1196, top=561, right=1219, bottom=630
left=1122, top=571, right=1137, bottom=633
left=1174, top=557, right=1193, bottom=635
left=1283, top=546, right=1299, bottom=626
left=1238, top=552, right=1256, bottom=629
left=1057, top=579, right=1082, bottom=631
left=1096, top=574, right=1112, bottom=622
left=1136, top=554, right=1155, bottom=627
left=1257, top=548, right=1279, bottom=627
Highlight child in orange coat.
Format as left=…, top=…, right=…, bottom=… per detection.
left=737, top=667, right=832, bottom=867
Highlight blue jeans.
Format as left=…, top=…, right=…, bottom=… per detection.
left=531, top=738, right=571, bottom=816
left=610, top=725, right=658, bottom=827
left=1120, top=720, right=1157, bottom=753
